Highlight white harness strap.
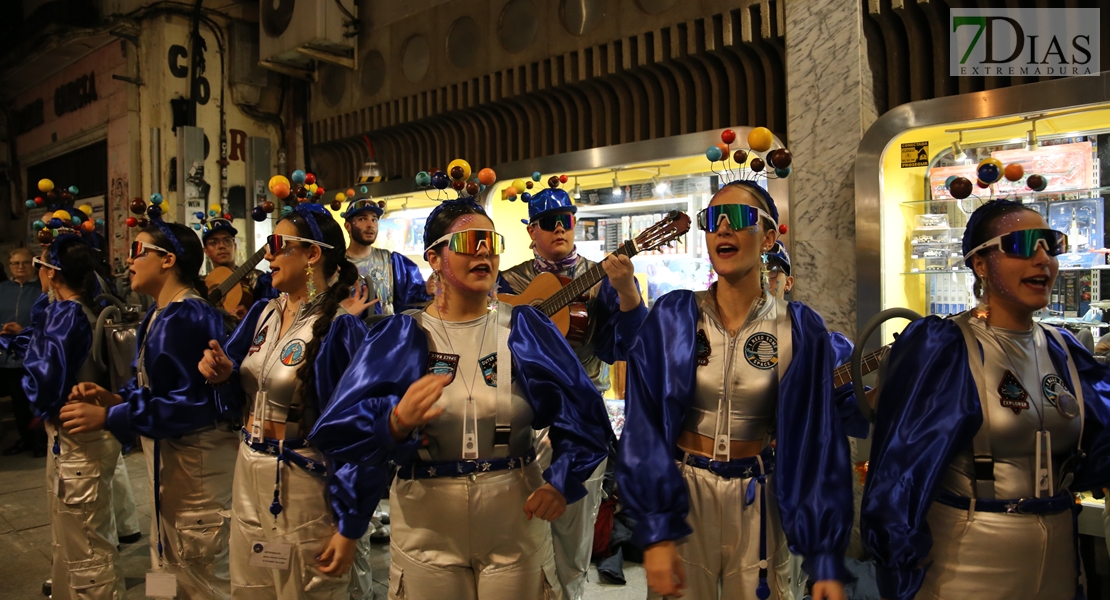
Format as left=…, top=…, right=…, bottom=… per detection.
left=493, top=302, right=513, bottom=458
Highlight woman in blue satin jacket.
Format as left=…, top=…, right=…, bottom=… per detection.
left=309, top=197, right=611, bottom=599
left=862, top=199, right=1110, bottom=600
left=617, top=180, right=852, bottom=600
left=61, top=217, right=237, bottom=600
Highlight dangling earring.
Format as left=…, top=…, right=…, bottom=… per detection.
left=759, top=250, right=770, bottom=291
left=487, top=283, right=498, bottom=310
left=432, top=271, right=448, bottom=316
left=973, top=278, right=990, bottom=320
left=305, top=263, right=317, bottom=301
left=47, top=288, right=56, bottom=303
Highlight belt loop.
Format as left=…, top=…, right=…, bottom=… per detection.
left=755, top=453, right=766, bottom=476
left=968, top=497, right=977, bottom=523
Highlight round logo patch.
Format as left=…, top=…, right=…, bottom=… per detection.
left=743, top=333, right=778, bottom=370
left=279, top=340, right=306, bottom=366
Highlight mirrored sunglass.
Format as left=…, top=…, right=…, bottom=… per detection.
left=696, top=204, right=766, bottom=232
left=130, top=241, right=170, bottom=259
left=964, top=228, right=1068, bottom=261
left=534, top=214, right=575, bottom=232
left=266, top=234, right=335, bottom=255
left=431, top=229, right=505, bottom=255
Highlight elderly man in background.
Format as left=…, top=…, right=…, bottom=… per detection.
left=0, top=248, right=45, bottom=457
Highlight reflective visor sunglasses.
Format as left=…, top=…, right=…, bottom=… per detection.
left=963, top=228, right=1068, bottom=262
left=130, top=241, right=171, bottom=259
left=266, top=234, right=335, bottom=255
left=32, top=257, right=60, bottom=271
left=696, top=204, right=774, bottom=233
left=532, top=213, right=575, bottom=232
left=427, top=229, right=505, bottom=255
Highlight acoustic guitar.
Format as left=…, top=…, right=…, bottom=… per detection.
left=833, top=345, right=890, bottom=388
left=498, top=211, right=692, bottom=346
left=206, top=246, right=268, bottom=313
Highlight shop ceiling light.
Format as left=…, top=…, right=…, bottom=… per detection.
left=652, top=176, right=669, bottom=197
left=612, top=175, right=622, bottom=197
left=572, top=181, right=582, bottom=200
left=1026, top=128, right=1039, bottom=152
left=951, top=140, right=967, bottom=163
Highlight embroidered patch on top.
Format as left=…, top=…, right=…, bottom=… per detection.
left=696, top=329, right=711, bottom=366
left=1042, top=374, right=1066, bottom=407
left=427, top=352, right=460, bottom=384
left=248, top=325, right=268, bottom=356
left=479, top=353, right=498, bottom=387
left=279, top=339, right=306, bottom=366
left=743, top=332, right=778, bottom=370
left=998, top=370, right=1030, bottom=414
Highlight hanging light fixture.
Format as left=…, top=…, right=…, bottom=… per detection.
left=951, top=139, right=967, bottom=163
left=1026, top=123, right=1039, bottom=152
left=653, top=176, right=669, bottom=197
left=611, top=174, right=622, bottom=197
left=572, top=180, right=582, bottom=200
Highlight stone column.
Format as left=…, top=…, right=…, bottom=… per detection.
left=785, top=0, right=880, bottom=564
left=785, top=0, right=879, bottom=339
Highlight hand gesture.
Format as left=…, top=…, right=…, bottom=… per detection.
left=199, top=340, right=234, bottom=384
left=602, top=254, right=641, bottom=311
left=523, top=483, right=567, bottom=522
left=69, top=382, right=118, bottom=407
left=340, top=279, right=379, bottom=316
left=390, top=374, right=450, bottom=439
left=59, top=402, right=108, bottom=434
left=1, top=322, right=23, bottom=335
left=643, top=540, right=685, bottom=597
left=316, top=532, right=357, bottom=576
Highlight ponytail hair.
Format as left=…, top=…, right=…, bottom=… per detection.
left=280, top=210, right=359, bottom=407
left=49, top=235, right=105, bottom=315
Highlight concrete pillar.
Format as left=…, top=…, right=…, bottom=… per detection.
left=785, top=0, right=879, bottom=339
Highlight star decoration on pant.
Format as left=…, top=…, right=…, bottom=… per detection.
left=427, top=467, right=436, bottom=477
left=480, top=462, right=491, bottom=471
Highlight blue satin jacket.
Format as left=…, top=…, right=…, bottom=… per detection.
left=830, top=331, right=871, bottom=439
left=616, top=290, right=854, bottom=583
left=0, top=294, right=49, bottom=359
left=105, top=298, right=229, bottom=440
left=308, top=305, right=612, bottom=512
left=22, top=300, right=92, bottom=419
left=861, top=316, right=1110, bottom=600
left=217, top=300, right=372, bottom=538
left=378, top=252, right=432, bottom=315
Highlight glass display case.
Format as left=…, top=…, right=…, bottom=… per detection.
left=875, top=106, right=1110, bottom=343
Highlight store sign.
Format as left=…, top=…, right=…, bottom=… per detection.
left=951, top=9, right=1099, bottom=76
left=901, top=142, right=929, bottom=168
left=54, top=72, right=98, bottom=117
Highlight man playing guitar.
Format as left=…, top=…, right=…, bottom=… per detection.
left=497, top=186, right=646, bottom=600
left=202, top=218, right=275, bottom=319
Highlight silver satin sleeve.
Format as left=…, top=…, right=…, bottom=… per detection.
left=44, top=421, right=127, bottom=600
left=940, top=319, right=1082, bottom=499
left=141, top=428, right=238, bottom=600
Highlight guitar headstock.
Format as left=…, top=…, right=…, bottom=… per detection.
left=632, top=211, right=692, bottom=254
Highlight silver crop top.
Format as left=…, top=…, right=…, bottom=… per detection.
left=684, top=287, right=793, bottom=446
left=415, top=311, right=535, bottom=461
left=942, top=318, right=1082, bottom=499
left=240, top=296, right=332, bottom=439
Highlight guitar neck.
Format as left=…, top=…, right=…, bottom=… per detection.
left=215, top=246, right=267, bottom=296
left=539, top=240, right=636, bottom=316
left=832, top=346, right=888, bottom=388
